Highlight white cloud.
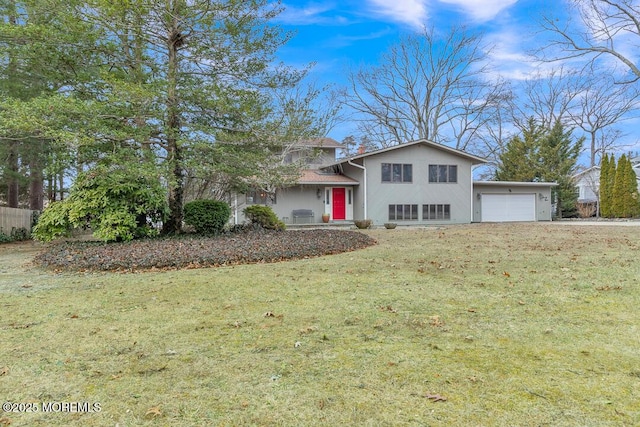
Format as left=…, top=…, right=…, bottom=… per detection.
left=279, top=2, right=350, bottom=25
left=483, top=29, right=541, bottom=81
left=438, top=0, right=518, bottom=22
left=326, top=28, right=394, bottom=48
left=366, top=0, right=428, bottom=29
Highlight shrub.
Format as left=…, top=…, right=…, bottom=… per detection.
left=32, top=201, right=73, bottom=242
left=0, top=227, right=31, bottom=244
left=576, top=202, right=596, bottom=218
left=183, top=199, right=231, bottom=234
left=32, top=162, right=167, bottom=243
left=0, top=230, right=11, bottom=243
left=243, top=205, right=285, bottom=230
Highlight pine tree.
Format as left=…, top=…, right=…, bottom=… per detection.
left=538, top=120, right=582, bottom=218
left=494, top=119, right=581, bottom=218
left=495, top=118, right=542, bottom=181
left=622, top=155, right=640, bottom=217
left=599, top=154, right=610, bottom=217
left=612, top=154, right=628, bottom=217
left=606, top=154, right=617, bottom=217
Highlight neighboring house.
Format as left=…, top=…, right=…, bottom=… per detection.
left=573, top=166, right=600, bottom=205
left=572, top=158, right=640, bottom=206
left=233, top=138, right=557, bottom=225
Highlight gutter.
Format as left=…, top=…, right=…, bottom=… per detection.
left=348, top=159, right=367, bottom=219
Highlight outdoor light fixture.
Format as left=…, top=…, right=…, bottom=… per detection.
left=316, top=188, right=322, bottom=199
left=476, top=193, right=481, bottom=200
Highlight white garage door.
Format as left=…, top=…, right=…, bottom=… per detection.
left=481, top=193, right=536, bottom=222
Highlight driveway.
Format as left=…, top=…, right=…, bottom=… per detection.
left=550, top=219, right=640, bottom=226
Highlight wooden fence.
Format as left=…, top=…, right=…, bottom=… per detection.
left=0, top=206, right=34, bottom=234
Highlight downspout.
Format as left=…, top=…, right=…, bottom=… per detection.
left=234, top=193, right=238, bottom=225
left=471, top=164, right=481, bottom=223
left=348, top=159, right=367, bottom=219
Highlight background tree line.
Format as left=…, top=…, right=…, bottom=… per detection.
left=0, top=0, right=333, bottom=236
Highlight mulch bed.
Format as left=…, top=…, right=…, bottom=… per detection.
left=33, top=229, right=376, bottom=272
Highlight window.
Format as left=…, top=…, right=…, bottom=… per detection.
left=422, top=204, right=450, bottom=220
left=247, top=190, right=275, bottom=205
left=382, top=163, right=412, bottom=183
left=428, top=165, right=457, bottom=183
left=388, top=204, right=418, bottom=220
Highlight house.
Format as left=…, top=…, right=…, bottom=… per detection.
left=234, top=138, right=557, bottom=225
left=572, top=157, right=640, bottom=207
left=573, top=166, right=600, bottom=205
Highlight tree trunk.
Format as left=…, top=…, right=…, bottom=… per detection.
left=28, top=139, right=44, bottom=210
left=6, top=3, right=19, bottom=208
left=162, top=2, right=184, bottom=234
left=29, top=165, right=44, bottom=210
left=58, top=170, right=64, bottom=201
left=7, top=141, right=20, bottom=208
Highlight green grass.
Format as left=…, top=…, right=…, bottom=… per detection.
left=1, top=223, right=639, bottom=426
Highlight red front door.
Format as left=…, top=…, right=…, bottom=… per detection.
left=332, top=188, right=346, bottom=220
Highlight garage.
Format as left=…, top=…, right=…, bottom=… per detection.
left=480, top=193, right=536, bottom=222
left=473, top=181, right=556, bottom=223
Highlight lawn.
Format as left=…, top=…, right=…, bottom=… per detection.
left=1, top=223, right=639, bottom=426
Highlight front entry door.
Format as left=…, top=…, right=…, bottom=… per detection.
left=332, top=188, right=346, bottom=220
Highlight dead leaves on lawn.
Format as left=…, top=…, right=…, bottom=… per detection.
left=429, top=315, right=445, bottom=327
left=425, top=393, right=448, bottom=402
left=378, top=305, right=398, bottom=314
left=144, top=406, right=162, bottom=419
left=596, top=285, right=623, bottom=291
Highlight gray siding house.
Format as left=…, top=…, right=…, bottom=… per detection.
left=572, top=159, right=640, bottom=208
left=234, top=138, right=556, bottom=225
left=573, top=166, right=601, bottom=205
left=333, top=140, right=484, bottom=224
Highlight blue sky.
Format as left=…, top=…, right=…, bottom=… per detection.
left=276, top=0, right=551, bottom=82
left=272, top=0, right=640, bottom=165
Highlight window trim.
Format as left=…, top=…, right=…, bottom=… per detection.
left=422, top=204, right=451, bottom=220
left=381, top=163, right=413, bottom=183
left=388, top=204, right=418, bottom=221
left=428, top=164, right=458, bottom=183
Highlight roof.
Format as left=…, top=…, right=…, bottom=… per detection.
left=329, top=139, right=487, bottom=166
left=296, top=137, right=343, bottom=149
left=572, top=166, right=600, bottom=179
left=296, top=169, right=359, bottom=185
left=474, top=181, right=559, bottom=187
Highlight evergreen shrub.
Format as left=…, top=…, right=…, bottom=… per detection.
left=243, top=205, right=285, bottom=230
left=183, top=199, right=231, bottom=234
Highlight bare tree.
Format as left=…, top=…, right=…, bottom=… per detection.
left=470, top=81, right=518, bottom=172
left=341, top=26, right=499, bottom=151
left=512, top=67, right=584, bottom=131
left=540, top=0, right=640, bottom=83
left=569, top=73, right=640, bottom=166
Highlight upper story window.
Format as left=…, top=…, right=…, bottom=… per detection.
left=428, top=165, right=457, bottom=183
left=382, top=163, right=412, bottom=183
